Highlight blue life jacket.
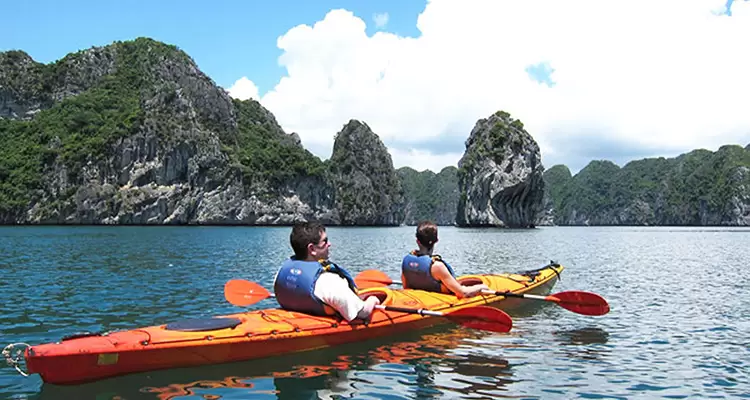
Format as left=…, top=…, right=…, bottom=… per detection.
left=273, top=256, right=358, bottom=317
left=401, top=251, right=456, bottom=293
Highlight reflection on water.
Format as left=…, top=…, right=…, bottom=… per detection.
left=553, top=327, right=610, bottom=346
left=172, top=327, right=510, bottom=400
left=552, top=327, right=612, bottom=364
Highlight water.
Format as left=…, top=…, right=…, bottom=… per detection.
left=1, top=226, right=748, bottom=399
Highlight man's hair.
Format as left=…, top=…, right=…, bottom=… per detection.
left=290, top=220, right=326, bottom=259
left=416, top=220, right=438, bottom=248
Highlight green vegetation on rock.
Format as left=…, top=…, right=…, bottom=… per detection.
left=0, top=37, right=333, bottom=223
left=398, top=166, right=458, bottom=225
left=546, top=145, right=750, bottom=225
left=0, top=41, right=148, bottom=216
left=230, top=99, right=326, bottom=186
left=542, top=164, right=572, bottom=214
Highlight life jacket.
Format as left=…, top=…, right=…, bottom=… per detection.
left=273, top=256, right=358, bottom=317
left=401, top=250, right=456, bottom=293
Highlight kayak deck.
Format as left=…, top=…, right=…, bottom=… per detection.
left=22, top=263, right=563, bottom=385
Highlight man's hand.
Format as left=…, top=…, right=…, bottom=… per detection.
left=356, top=295, right=381, bottom=320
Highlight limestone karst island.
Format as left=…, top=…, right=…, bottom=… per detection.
left=1, top=38, right=749, bottom=226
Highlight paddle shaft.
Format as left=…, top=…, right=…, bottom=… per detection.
left=235, top=288, right=441, bottom=315
left=482, top=290, right=554, bottom=302
left=249, top=293, right=445, bottom=317
left=372, top=280, right=551, bottom=302
left=366, top=277, right=553, bottom=302
left=376, top=305, right=445, bottom=317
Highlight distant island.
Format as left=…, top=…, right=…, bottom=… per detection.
left=1, top=38, right=748, bottom=226
left=543, top=145, right=750, bottom=226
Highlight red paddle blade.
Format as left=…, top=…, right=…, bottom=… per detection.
left=224, top=279, right=272, bottom=307
left=445, top=306, right=513, bottom=333
left=551, top=291, right=610, bottom=316
left=354, top=270, right=393, bottom=288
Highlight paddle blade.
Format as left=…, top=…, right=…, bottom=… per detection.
left=224, top=279, right=272, bottom=307
left=551, top=291, right=610, bottom=316
left=354, top=270, right=393, bottom=288
left=445, top=306, right=513, bottom=333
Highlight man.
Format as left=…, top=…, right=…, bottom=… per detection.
left=401, top=220, right=489, bottom=298
left=274, top=221, right=380, bottom=322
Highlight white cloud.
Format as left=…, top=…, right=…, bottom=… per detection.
left=257, top=1, right=750, bottom=173
left=373, top=12, right=389, bottom=28
left=227, top=76, right=260, bottom=101
left=388, top=147, right=464, bottom=173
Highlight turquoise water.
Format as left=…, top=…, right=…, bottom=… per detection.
left=1, top=226, right=748, bottom=399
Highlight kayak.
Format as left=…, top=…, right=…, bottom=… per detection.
left=10, top=263, right=564, bottom=385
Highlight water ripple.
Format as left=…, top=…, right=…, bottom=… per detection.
left=0, top=226, right=748, bottom=399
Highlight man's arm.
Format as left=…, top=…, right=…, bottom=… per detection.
left=314, top=273, right=379, bottom=321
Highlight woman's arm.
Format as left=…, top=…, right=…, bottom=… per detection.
left=431, top=261, right=488, bottom=298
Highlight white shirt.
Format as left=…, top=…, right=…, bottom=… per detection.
left=313, top=272, right=365, bottom=322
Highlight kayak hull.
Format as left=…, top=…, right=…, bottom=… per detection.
left=24, top=263, right=563, bottom=385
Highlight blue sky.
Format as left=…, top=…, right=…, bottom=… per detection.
left=5, top=0, right=738, bottom=93
left=2, top=0, right=426, bottom=95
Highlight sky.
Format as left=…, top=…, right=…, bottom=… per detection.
left=3, top=0, right=749, bottom=174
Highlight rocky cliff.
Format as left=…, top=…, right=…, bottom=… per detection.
left=0, top=51, right=52, bottom=119
left=545, top=145, right=750, bottom=226
left=0, top=38, right=405, bottom=225
left=455, top=111, right=545, bottom=227
left=329, top=120, right=405, bottom=225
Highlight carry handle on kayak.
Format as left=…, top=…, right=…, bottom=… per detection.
left=223, top=279, right=512, bottom=333
left=353, top=270, right=610, bottom=316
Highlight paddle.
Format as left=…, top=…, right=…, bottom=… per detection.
left=223, top=279, right=513, bottom=333
left=354, top=270, right=610, bottom=316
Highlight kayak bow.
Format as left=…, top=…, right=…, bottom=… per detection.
left=354, top=269, right=610, bottom=316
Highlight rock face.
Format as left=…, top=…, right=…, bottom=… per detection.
left=456, top=111, right=545, bottom=227
left=329, top=120, right=405, bottom=225
left=0, top=51, right=50, bottom=119
left=0, top=38, right=339, bottom=224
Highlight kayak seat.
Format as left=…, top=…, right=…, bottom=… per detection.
left=358, top=289, right=389, bottom=304
left=457, top=276, right=484, bottom=286
left=164, top=317, right=243, bottom=332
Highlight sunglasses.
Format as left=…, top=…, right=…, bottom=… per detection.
left=314, top=237, right=329, bottom=247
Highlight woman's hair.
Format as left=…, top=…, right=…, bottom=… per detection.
left=416, top=220, right=438, bottom=248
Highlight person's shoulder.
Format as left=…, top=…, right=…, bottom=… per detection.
left=431, top=261, right=453, bottom=280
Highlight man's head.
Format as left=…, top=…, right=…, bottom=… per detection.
left=290, top=220, right=330, bottom=261
left=416, top=220, right=439, bottom=250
